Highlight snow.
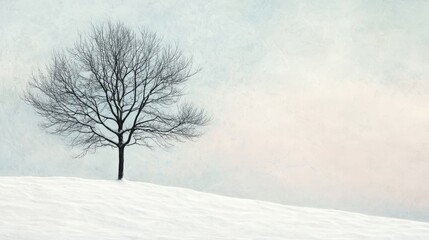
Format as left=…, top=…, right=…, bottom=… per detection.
left=0, top=177, right=428, bottom=239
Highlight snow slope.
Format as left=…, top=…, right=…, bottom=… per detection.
left=1, top=177, right=429, bottom=239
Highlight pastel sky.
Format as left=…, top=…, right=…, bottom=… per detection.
left=1, top=0, right=429, bottom=221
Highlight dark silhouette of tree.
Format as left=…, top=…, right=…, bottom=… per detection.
left=24, top=22, right=209, bottom=180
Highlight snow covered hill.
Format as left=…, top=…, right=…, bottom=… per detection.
left=1, top=177, right=428, bottom=239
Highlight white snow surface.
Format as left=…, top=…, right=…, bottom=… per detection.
left=1, top=177, right=429, bottom=239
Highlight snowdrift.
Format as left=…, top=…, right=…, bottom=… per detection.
left=0, top=177, right=428, bottom=239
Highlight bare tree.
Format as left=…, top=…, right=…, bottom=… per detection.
left=24, top=22, right=209, bottom=180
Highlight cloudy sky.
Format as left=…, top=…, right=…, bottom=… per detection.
left=1, top=0, right=429, bottom=221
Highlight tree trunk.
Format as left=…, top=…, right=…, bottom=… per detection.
left=118, top=146, right=125, bottom=180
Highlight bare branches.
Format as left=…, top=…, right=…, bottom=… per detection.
left=24, top=21, right=209, bottom=156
